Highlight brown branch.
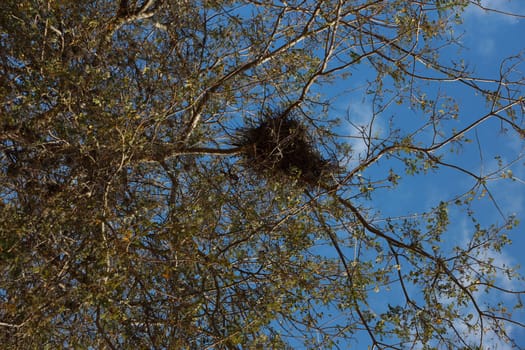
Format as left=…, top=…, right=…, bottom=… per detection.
left=139, top=145, right=246, bottom=162
left=468, top=0, right=525, bottom=19
left=0, top=321, right=24, bottom=328
left=321, top=185, right=491, bottom=347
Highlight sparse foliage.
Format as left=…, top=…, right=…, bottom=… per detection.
left=1, top=0, right=524, bottom=349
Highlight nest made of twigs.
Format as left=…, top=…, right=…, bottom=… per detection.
left=233, top=111, right=336, bottom=186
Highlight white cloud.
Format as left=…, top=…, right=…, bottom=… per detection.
left=464, top=0, right=525, bottom=24
left=477, top=38, right=496, bottom=56
left=446, top=221, right=524, bottom=348
left=461, top=1, right=525, bottom=58
left=340, top=99, right=384, bottom=168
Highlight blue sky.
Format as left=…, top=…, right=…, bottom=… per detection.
left=298, top=1, right=525, bottom=348
left=453, top=4, right=525, bottom=346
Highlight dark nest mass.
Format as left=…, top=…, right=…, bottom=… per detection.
left=234, top=111, right=337, bottom=186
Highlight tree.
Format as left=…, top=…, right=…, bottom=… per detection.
left=1, top=0, right=524, bottom=348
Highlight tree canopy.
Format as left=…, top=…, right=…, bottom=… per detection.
left=1, top=0, right=524, bottom=348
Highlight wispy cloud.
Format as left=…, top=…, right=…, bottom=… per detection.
left=463, top=0, right=525, bottom=25
left=340, top=99, right=384, bottom=169
left=449, top=221, right=524, bottom=348
left=477, top=38, right=496, bottom=57
left=461, top=0, right=525, bottom=58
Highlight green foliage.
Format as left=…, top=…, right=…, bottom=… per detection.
left=0, top=0, right=523, bottom=349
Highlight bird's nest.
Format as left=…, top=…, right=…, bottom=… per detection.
left=233, top=110, right=337, bottom=186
